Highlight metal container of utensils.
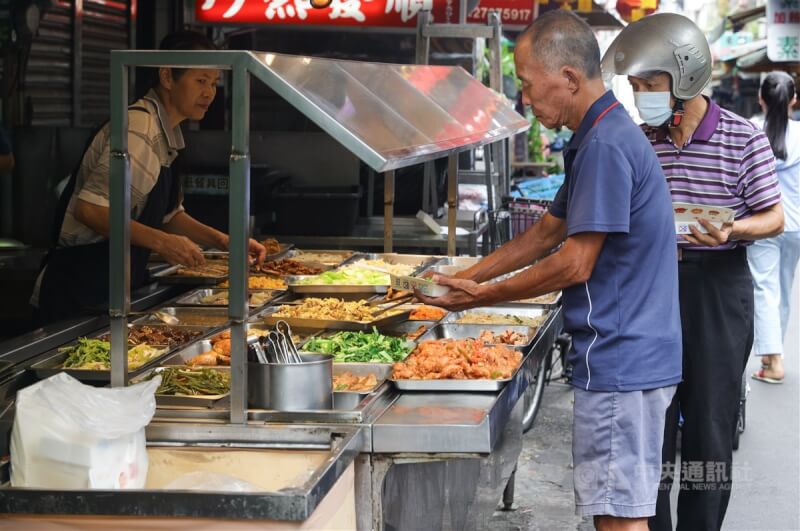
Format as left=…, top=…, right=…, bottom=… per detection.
left=247, top=320, right=333, bottom=410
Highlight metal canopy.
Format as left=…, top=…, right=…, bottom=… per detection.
left=108, top=49, right=527, bottom=424
left=250, top=52, right=528, bottom=172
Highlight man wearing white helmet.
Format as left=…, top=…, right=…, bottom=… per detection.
left=603, top=13, right=785, bottom=531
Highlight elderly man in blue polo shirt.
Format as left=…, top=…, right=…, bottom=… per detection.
left=417, top=10, right=681, bottom=531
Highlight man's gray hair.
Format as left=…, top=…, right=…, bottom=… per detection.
left=519, top=10, right=601, bottom=79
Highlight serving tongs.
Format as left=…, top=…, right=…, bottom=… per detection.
left=254, top=321, right=303, bottom=364
left=370, top=293, right=414, bottom=318
left=126, top=310, right=181, bottom=326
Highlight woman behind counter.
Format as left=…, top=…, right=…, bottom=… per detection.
left=31, top=31, right=266, bottom=324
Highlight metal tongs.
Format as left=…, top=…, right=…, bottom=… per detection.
left=254, top=321, right=303, bottom=364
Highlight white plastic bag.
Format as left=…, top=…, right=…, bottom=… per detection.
left=10, top=372, right=160, bottom=489
left=165, top=471, right=262, bottom=492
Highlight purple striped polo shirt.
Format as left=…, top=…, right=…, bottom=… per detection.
left=644, top=98, right=781, bottom=250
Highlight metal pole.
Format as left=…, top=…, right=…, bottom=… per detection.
left=459, top=0, right=468, bottom=25
left=384, top=170, right=395, bottom=253
left=72, top=0, right=83, bottom=126
left=484, top=144, right=497, bottom=251
left=415, top=11, right=431, bottom=65
left=229, top=60, right=251, bottom=424
left=487, top=11, right=510, bottom=202
left=109, top=54, right=130, bottom=387
left=447, top=153, right=458, bottom=256
left=416, top=9, right=437, bottom=211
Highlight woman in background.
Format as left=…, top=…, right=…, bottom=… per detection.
left=749, top=72, right=799, bottom=384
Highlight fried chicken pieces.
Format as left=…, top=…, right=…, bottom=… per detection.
left=187, top=331, right=231, bottom=366
left=392, top=339, right=521, bottom=380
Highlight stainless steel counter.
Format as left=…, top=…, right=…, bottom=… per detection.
left=372, top=307, right=561, bottom=453
left=0, top=423, right=364, bottom=521
left=0, top=280, right=563, bottom=528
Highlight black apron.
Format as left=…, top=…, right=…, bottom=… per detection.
left=37, top=108, right=180, bottom=324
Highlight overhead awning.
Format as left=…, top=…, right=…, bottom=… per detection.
left=736, top=46, right=800, bottom=73
left=255, top=52, right=529, bottom=172
left=728, top=5, right=765, bottom=31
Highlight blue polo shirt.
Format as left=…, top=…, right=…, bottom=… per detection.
left=550, top=91, right=682, bottom=392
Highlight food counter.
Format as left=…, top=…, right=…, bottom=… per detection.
left=0, top=250, right=562, bottom=530
left=0, top=49, right=552, bottom=529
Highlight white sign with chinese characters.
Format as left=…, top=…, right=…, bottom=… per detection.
left=767, top=0, right=800, bottom=62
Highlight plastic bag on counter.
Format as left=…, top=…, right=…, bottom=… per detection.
left=164, top=471, right=262, bottom=492
left=10, top=372, right=160, bottom=489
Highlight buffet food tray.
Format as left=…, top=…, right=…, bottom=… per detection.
left=174, top=288, right=282, bottom=308
left=418, top=323, right=536, bottom=351
left=379, top=320, right=436, bottom=341
left=286, top=249, right=360, bottom=267
left=512, top=291, right=563, bottom=307
left=443, top=305, right=550, bottom=327
left=30, top=344, right=171, bottom=382
left=286, top=276, right=389, bottom=294
left=436, top=256, right=482, bottom=267
left=256, top=305, right=412, bottom=331
left=133, top=365, right=230, bottom=408
left=160, top=339, right=217, bottom=366
left=96, top=325, right=210, bottom=349
left=202, top=244, right=293, bottom=262
left=389, top=375, right=512, bottom=392
left=152, top=264, right=227, bottom=285
left=133, top=307, right=231, bottom=328
left=332, top=363, right=392, bottom=410
left=360, top=253, right=442, bottom=276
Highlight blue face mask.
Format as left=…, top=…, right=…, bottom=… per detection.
left=633, top=91, right=672, bottom=126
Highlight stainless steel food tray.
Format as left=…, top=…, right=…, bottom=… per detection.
left=160, top=339, right=217, bottom=366
left=135, top=366, right=230, bottom=408
left=443, top=305, right=550, bottom=327
left=360, top=253, right=442, bottom=276
left=174, top=288, right=282, bottom=308
left=287, top=249, right=359, bottom=266
left=96, top=325, right=209, bottom=349
left=257, top=305, right=412, bottom=331
left=332, top=363, right=391, bottom=410
left=30, top=343, right=171, bottom=382
left=133, top=307, right=231, bottom=328
left=419, top=323, right=536, bottom=351
left=389, top=376, right=512, bottom=392
left=511, top=291, right=563, bottom=307
left=380, top=320, right=436, bottom=340
left=286, top=275, right=389, bottom=294
left=436, top=256, right=482, bottom=267
left=303, top=330, right=414, bottom=364
left=152, top=264, right=227, bottom=285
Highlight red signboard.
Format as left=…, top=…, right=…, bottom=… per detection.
left=196, top=0, right=536, bottom=29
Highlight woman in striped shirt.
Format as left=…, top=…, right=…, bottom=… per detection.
left=749, top=72, right=799, bottom=384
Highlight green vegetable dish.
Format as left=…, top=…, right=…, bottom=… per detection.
left=148, top=367, right=231, bottom=396
left=303, top=328, right=413, bottom=363
left=296, top=267, right=389, bottom=286
left=59, top=338, right=165, bottom=370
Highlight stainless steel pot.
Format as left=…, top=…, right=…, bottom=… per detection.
left=248, top=353, right=333, bottom=411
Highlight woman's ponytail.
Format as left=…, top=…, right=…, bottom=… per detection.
left=761, top=72, right=795, bottom=160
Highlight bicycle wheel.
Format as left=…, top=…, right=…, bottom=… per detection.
left=522, top=350, right=550, bottom=433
